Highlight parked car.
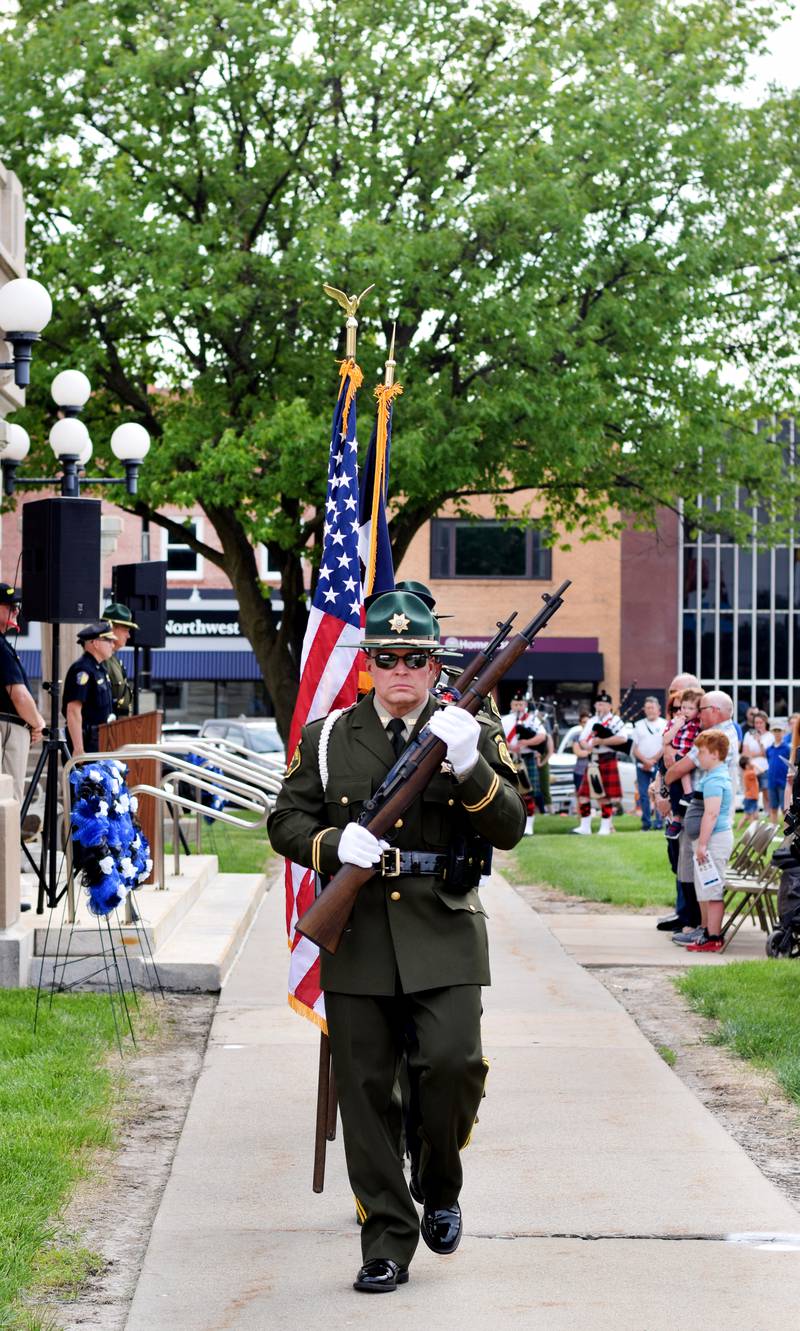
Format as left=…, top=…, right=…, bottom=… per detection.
left=547, top=724, right=637, bottom=814
left=198, top=717, right=285, bottom=765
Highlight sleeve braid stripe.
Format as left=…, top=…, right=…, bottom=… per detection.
left=311, top=828, right=330, bottom=873
left=462, top=772, right=500, bottom=814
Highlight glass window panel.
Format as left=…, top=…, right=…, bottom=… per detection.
left=682, top=617, right=697, bottom=677
left=793, top=619, right=800, bottom=682
left=774, top=614, right=789, bottom=677
left=775, top=548, right=790, bottom=609
left=738, top=548, right=753, bottom=609
left=737, top=486, right=752, bottom=513
left=701, top=613, right=716, bottom=680
left=793, top=551, right=800, bottom=609
left=718, top=613, right=734, bottom=677
left=737, top=615, right=752, bottom=678
left=755, top=684, right=772, bottom=713
left=454, top=523, right=526, bottom=577
left=699, top=550, right=716, bottom=609
left=756, top=614, right=771, bottom=678
left=719, top=548, right=735, bottom=610
left=683, top=553, right=700, bottom=610
left=430, top=520, right=452, bottom=578
left=756, top=551, right=772, bottom=609
left=529, top=530, right=552, bottom=580
left=773, top=688, right=790, bottom=718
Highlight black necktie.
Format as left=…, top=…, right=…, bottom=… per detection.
left=387, top=717, right=406, bottom=760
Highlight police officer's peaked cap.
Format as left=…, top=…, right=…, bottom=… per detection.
left=0, top=585, right=21, bottom=606
left=360, top=591, right=445, bottom=652
left=595, top=689, right=613, bottom=705
left=77, top=620, right=116, bottom=644
left=102, top=601, right=139, bottom=630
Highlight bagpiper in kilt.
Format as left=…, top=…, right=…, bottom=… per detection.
left=574, top=690, right=628, bottom=832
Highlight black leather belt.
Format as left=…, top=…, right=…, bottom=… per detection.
left=380, top=849, right=447, bottom=878
left=0, top=713, right=26, bottom=728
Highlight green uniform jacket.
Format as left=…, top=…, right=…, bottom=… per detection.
left=268, top=692, right=526, bottom=996
left=106, top=654, right=132, bottom=717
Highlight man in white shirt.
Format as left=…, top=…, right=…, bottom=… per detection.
left=631, top=696, right=667, bottom=830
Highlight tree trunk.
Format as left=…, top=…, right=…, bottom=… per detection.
left=204, top=505, right=306, bottom=742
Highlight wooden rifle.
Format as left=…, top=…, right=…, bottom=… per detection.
left=296, top=580, right=572, bottom=954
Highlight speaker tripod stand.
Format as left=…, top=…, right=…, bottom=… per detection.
left=20, top=628, right=73, bottom=915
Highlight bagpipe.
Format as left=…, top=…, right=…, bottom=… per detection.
left=586, top=681, right=639, bottom=800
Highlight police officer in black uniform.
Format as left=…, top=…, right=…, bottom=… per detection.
left=62, top=622, right=116, bottom=755
left=0, top=584, right=46, bottom=808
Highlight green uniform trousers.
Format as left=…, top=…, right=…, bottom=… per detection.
left=325, top=984, right=486, bottom=1265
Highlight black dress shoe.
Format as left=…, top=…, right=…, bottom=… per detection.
left=655, top=914, right=681, bottom=931
left=353, top=1258, right=409, bottom=1293
left=421, top=1202, right=462, bottom=1254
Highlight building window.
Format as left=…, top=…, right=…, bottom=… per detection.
left=164, top=518, right=203, bottom=580
left=679, top=460, right=795, bottom=719
left=430, top=519, right=552, bottom=580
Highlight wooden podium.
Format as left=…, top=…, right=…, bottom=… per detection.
left=98, top=711, right=162, bottom=886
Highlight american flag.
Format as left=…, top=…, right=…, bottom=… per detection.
left=285, top=359, right=365, bottom=1028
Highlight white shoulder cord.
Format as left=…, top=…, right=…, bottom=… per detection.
left=318, top=709, right=344, bottom=794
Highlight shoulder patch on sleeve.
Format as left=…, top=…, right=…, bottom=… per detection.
left=495, top=735, right=518, bottom=772
left=285, top=742, right=302, bottom=779
left=77, top=671, right=89, bottom=685
left=487, top=695, right=501, bottom=718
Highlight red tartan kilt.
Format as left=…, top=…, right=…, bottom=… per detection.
left=578, top=753, right=622, bottom=802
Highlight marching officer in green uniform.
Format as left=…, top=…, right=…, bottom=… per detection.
left=101, top=602, right=138, bottom=717
left=268, top=590, right=525, bottom=1294
left=62, top=622, right=116, bottom=756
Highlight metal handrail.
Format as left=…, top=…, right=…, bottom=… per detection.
left=133, top=770, right=270, bottom=883
left=61, top=744, right=274, bottom=907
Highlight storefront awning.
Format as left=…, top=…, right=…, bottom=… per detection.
left=117, top=649, right=263, bottom=681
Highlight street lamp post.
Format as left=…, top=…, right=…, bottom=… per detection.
left=1, top=372, right=151, bottom=497
left=0, top=277, right=53, bottom=387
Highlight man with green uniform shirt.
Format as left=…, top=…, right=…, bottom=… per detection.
left=268, top=590, right=525, bottom=1294
left=101, top=602, right=138, bottom=717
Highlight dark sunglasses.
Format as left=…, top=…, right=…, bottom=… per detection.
left=371, top=651, right=433, bottom=671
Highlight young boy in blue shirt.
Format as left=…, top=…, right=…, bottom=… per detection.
left=686, top=730, right=734, bottom=953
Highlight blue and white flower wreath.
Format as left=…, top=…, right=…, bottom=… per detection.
left=69, top=760, right=153, bottom=916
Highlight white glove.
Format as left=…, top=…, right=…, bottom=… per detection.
left=337, top=823, right=389, bottom=869
left=428, top=707, right=481, bottom=777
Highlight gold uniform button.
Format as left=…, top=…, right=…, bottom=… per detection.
left=394, top=818, right=403, bottom=828
left=468, top=904, right=476, bottom=913
left=390, top=891, right=401, bottom=902
left=448, top=798, right=455, bottom=806
left=340, top=796, right=348, bottom=804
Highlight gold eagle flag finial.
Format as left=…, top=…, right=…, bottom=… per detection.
left=323, top=282, right=375, bottom=358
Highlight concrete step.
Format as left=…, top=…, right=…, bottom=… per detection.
left=132, top=872, right=269, bottom=992
left=29, top=855, right=219, bottom=958
left=31, top=870, right=269, bottom=993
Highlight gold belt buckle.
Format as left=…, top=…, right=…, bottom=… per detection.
left=382, top=847, right=401, bottom=878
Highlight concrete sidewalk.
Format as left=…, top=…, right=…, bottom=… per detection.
left=126, top=875, right=800, bottom=1331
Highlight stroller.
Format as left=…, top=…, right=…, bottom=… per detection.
left=766, top=840, right=800, bottom=958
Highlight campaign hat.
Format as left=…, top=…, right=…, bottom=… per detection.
left=360, top=590, right=445, bottom=652
left=102, top=601, right=139, bottom=630
left=77, top=620, right=116, bottom=644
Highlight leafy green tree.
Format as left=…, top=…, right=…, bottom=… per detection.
left=1, top=0, right=799, bottom=733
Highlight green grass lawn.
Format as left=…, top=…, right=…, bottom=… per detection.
left=506, top=815, right=675, bottom=908
left=166, top=811, right=273, bottom=876
left=0, top=990, right=122, bottom=1328
left=676, top=960, right=800, bottom=1104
